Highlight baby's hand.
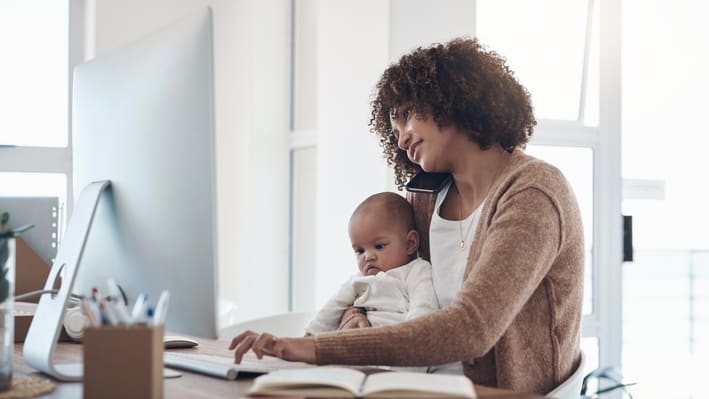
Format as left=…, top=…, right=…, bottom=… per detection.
left=338, top=307, right=371, bottom=330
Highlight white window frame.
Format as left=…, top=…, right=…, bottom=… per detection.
left=525, top=0, right=623, bottom=383
left=0, top=0, right=88, bottom=228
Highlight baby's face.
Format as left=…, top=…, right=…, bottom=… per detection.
left=349, top=211, right=413, bottom=276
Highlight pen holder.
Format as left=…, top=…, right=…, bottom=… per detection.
left=83, top=325, right=164, bottom=399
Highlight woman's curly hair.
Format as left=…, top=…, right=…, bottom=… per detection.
left=370, top=37, right=536, bottom=189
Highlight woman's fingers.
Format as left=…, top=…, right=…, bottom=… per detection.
left=229, top=330, right=255, bottom=350
left=251, top=334, right=279, bottom=359
left=229, top=333, right=318, bottom=364
left=230, top=331, right=281, bottom=362
left=232, top=333, right=257, bottom=364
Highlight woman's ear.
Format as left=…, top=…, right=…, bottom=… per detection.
left=405, top=229, right=420, bottom=255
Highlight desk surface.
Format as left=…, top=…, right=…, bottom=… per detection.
left=13, top=338, right=543, bottom=398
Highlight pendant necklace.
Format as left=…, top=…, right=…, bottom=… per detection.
left=457, top=192, right=477, bottom=249
left=456, top=171, right=500, bottom=249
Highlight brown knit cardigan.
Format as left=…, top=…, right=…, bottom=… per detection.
left=314, top=149, right=584, bottom=395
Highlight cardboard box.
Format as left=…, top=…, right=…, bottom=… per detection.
left=83, top=325, right=164, bottom=399
left=16, top=237, right=51, bottom=304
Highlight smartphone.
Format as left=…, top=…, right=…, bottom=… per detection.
left=405, top=171, right=452, bottom=193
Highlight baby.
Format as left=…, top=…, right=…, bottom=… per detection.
left=305, top=192, right=438, bottom=334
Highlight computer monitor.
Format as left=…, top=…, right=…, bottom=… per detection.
left=71, top=8, right=218, bottom=338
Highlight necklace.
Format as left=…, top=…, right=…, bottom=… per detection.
left=456, top=171, right=501, bottom=249
left=457, top=194, right=476, bottom=249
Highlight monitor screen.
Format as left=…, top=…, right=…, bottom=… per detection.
left=71, top=8, right=218, bottom=338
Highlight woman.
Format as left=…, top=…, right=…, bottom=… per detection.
left=229, top=37, right=584, bottom=395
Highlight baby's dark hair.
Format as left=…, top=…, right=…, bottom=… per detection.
left=370, top=37, right=536, bottom=189
left=351, top=192, right=415, bottom=233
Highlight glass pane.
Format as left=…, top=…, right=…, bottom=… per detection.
left=0, top=172, right=66, bottom=201
left=622, top=250, right=709, bottom=399
left=526, top=145, right=593, bottom=315
left=0, top=172, right=67, bottom=262
left=580, top=337, right=599, bottom=397
left=581, top=336, right=599, bottom=376
left=622, top=1, right=709, bottom=397
left=293, top=0, right=317, bottom=131
left=476, top=0, right=590, bottom=121
left=0, top=1, right=69, bottom=147
left=582, top=0, right=599, bottom=127
left=291, top=147, right=317, bottom=311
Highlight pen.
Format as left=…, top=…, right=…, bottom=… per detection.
left=106, top=279, right=122, bottom=303
left=98, top=299, right=118, bottom=325
left=106, top=279, right=131, bottom=323
left=109, top=298, right=131, bottom=325
left=131, top=293, right=149, bottom=324
left=152, top=290, right=170, bottom=326
left=80, top=298, right=100, bottom=327
left=131, top=305, right=153, bottom=325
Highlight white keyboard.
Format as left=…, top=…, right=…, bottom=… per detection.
left=164, top=352, right=315, bottom=380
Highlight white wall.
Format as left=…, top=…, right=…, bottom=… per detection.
left=85, top=0, right=291, bottom=323
left=389, top=0, right=476, bottom=60
left=313, top=0, right=392, bottom=307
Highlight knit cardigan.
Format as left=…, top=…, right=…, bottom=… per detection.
left=314, top=149, right=584, bottom=395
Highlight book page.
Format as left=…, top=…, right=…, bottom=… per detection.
left=249, top=366, right=366, bottom=397
left=361, top=371, right=476, bottom=398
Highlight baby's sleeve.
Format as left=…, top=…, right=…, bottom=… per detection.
left=304, top=275, right=358, bottom=334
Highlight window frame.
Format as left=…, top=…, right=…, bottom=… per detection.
left=518, top=0, right=622, bottom=383
left=0, top=0, right=86, bottom=228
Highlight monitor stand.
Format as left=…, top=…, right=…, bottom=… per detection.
left=23, top=180, right=110, bottom=381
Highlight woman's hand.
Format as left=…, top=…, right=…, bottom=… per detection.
left=338, top=306, right=371, bottom=330
left=228, top=331, right=317, bottom=364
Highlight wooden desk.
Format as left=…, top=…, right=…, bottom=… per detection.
left=13, top=339, right=543, bottom=398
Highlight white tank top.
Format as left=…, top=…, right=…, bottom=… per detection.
left=429, top=182, right=485, bottom=308
left=427, top=182, right=485, bottom=375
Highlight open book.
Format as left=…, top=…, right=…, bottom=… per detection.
left=248, top=366, right=476, bottom=398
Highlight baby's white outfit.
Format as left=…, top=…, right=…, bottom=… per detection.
left=305, top=257, right=438, bottom=334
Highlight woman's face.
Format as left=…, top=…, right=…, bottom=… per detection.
left=389, top=104, right=458, bottom=173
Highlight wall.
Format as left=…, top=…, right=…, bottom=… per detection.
left=311, top=0, right=391, bottom=307
left=389, top=0, right=476, bottom=60
left=85, top=0, right=291, bottom=324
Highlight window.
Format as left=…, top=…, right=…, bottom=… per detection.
left=476, top=0, right=622, bottom=377
left=621, top=1, right=709, bottom=397
left=0, top=1, right=72, bottom=250
left=0, top=1, right=69, bottom=147
left=477, top=0, right=598, bottom=124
